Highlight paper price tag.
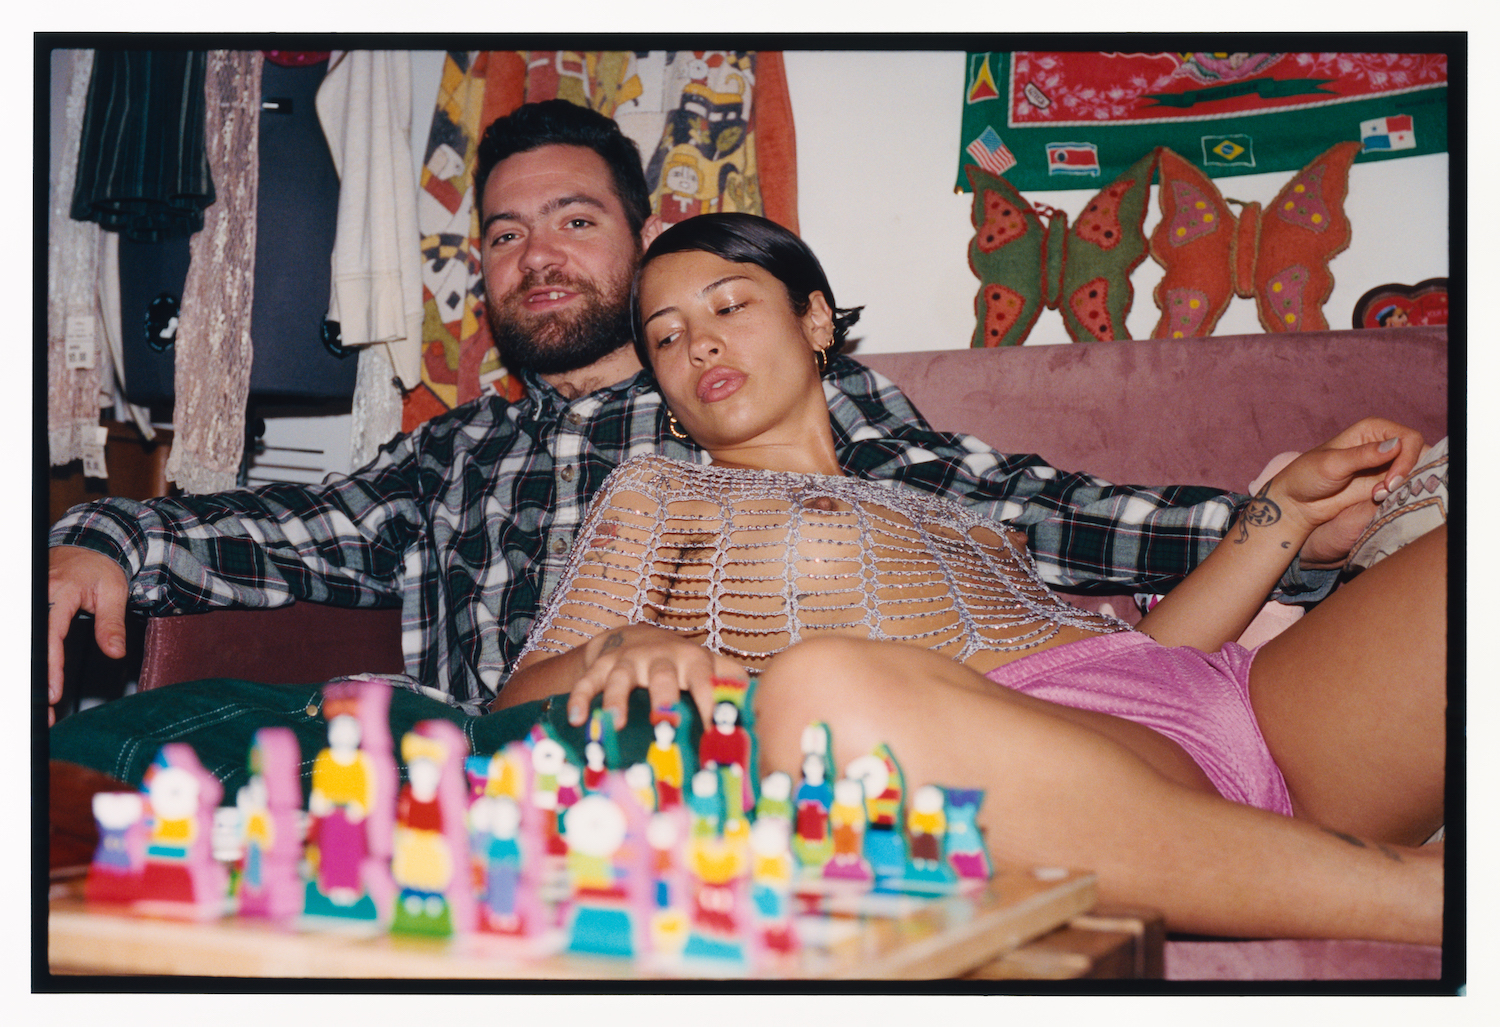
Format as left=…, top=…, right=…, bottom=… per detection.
left=81, top=426, right=109, bottom=480
left=64, top=315, right=96, bottom=370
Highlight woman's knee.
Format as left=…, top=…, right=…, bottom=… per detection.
left=753, top=637, right=949, bottom=776
left=758, top=636, right=880, bottom=707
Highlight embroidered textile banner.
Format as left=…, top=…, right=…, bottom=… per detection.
left=956, top=51, right=1448, bottom=193
left=408, top=50, right=797, bottom=430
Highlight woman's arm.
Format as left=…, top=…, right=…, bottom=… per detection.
left=1137, top=418, right=1421, bottom=651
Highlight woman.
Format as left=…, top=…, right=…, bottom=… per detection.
left=495, top=213, right=1445, bottom=944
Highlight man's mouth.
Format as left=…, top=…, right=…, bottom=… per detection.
left=524, top=287, right=578, bottom=309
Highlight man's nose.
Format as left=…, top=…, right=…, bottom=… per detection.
left=518, top=230, right=565, bottom=273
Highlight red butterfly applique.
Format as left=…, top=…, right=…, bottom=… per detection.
left=1151, top=141, right=1361, bottom=338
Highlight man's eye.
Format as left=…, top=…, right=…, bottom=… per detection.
left=567, top=217, right=594, bottom=229
left=488, top=231, right=519, bottom=247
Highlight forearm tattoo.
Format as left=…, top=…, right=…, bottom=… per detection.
left=1323, top=827, right=1404, bottom=862
left=1235, top=484, right=1289, bottom=548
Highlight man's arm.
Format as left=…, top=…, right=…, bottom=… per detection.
left=45, top=431, right=430, bottom=718
left=823, top=356, right=1336, bottom=601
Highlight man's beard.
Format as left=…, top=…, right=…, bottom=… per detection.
left=487, top=268, right=635, bottom=376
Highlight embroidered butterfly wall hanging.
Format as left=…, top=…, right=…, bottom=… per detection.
left=965, top=140, right=1362, bottom=346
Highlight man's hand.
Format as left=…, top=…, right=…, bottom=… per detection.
left=47, top=547, right=130, bottom=725
left=1292, top=417, right=1425, bottom=568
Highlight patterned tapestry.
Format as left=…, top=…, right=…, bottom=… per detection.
left=957, top=51, right=1449, bottom=193
left=408, top=50, right=798, bottom=430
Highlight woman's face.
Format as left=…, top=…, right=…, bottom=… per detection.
left=637, top=249, right=833, bottom=463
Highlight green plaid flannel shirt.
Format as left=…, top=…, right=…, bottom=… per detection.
left=49, top=356, right=1332, bottom=705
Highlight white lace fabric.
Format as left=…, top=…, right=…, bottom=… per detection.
left=47, top=49, right=104, bottom=467
left=517, top=455, right=1130, bottom=672
left=165, top=50, right=262, bottom=494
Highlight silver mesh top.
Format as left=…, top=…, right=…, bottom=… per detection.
left=516, top=455, right=1130, bottom=673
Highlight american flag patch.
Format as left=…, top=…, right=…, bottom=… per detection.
left=967, top=126, right=1017, bottom=176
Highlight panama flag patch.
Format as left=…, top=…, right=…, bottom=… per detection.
left=1360, top=115, right=1416, bottom=152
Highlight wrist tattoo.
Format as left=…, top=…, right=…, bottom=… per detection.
left=599, top=632, right=624, bottom=654
left=1235, top=484, right=1283, bottom=544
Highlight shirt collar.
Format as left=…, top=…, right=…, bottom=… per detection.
left=518, top=366, right=659, bottom=414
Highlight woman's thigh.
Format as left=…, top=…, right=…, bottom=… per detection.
left=753, top=637, right=1216, bottom=796
left=1249, top=525, right=1446, bottom=844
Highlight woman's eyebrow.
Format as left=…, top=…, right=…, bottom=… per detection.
left=643, top=274, right=751, bottom=327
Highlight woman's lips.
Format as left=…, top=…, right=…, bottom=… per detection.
left=696, top=367, right=746, bottom=403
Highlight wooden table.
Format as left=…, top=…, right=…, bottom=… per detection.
left=49, top=862, right=1104, bottom=980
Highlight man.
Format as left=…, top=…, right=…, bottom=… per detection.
left=48, top=101, right=1401, bottom=783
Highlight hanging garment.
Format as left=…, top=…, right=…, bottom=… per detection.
left=70, top=51, right=215, bottom=242
left=49, top=48, right=106, bottom=466
left=315, top=50, right=425, bottom=466
left=165, top=50, right=262, bottom=494
left=116, top=55, right=358, bottom=405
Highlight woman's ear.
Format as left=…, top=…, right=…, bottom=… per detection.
left=802, top=291, right=835, bottom=351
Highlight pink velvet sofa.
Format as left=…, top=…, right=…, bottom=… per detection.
left=131, top=325, right=1453, bottom=982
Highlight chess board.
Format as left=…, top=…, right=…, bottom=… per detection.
left=48, top=862, right=1096, bottom=980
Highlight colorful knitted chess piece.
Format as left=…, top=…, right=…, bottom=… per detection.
left=136, top=743, right=229, bottom=916
left=234, top=728, right=304, bottom=920
left=390, top=720, right=474, bottom=937
left=302, top=678, right=397, bottom=924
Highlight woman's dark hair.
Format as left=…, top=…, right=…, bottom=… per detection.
left=474, top=99, right=652, bottom=237
left=631, top=212, right=863, bottom=369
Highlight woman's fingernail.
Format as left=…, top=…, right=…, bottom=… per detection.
left=568, top=705, right=584, bottom=725
left=1386, top=474, right=1405, bottom=492
left=610, top=709, right=623, bottom=730
left=1372, top=487, right=1390, bottom=503
left=1379, top=437, right=1399, bottom=452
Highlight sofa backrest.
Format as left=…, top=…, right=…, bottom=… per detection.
left=857, top=326, right=1449, bottom=493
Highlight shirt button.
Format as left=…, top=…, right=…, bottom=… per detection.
left=560, top=465, right=575, bottom=483
left=551, top=538, right=569, bottom=554
left=565, top=411, right=582, bottom=426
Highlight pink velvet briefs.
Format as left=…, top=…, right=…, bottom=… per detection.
left=984, top=632, right=1294, bottom=817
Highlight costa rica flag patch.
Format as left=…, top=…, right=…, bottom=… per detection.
left=1046, top=142, right=1101, bottom=176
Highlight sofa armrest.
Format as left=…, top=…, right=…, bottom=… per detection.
left=138, top=604, right=406, bottom=691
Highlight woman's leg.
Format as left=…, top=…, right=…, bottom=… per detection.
left=1250, top=524, right=1447, bottom=845
left=753, top=636, right=1442, bottom=943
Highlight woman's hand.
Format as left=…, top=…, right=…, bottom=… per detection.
left=565, top=624, right=746, bottom=729
left=1276, top=418, right=1424, bottom=565
left=1140, top=417, right=1421, bottom=652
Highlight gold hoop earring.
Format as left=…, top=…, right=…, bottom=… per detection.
left=815, top=347, right=829, bottom=374
left=666, top=411, right=690, bottom=440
